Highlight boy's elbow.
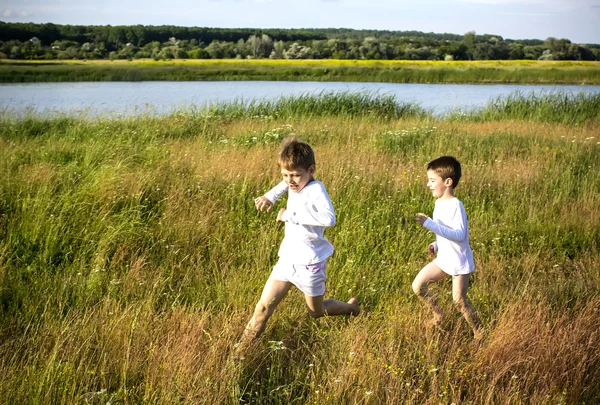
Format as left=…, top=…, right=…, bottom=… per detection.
left=323, top=215, right=336, bottom=227
left=453, top=231, right=466, bottom=242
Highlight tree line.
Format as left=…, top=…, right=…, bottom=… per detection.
left=1, top=21, right=599, bottom=61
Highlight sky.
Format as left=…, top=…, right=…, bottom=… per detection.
left=1, top=0, right=599, bottom=44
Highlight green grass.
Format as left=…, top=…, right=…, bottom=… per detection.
left=448, top=90, right=600, bottom=124
left=204, top=91, right=426, bottom=120
left=2, top=59, right=600, bottom=84
left=1, top=93, right=599, bottom=404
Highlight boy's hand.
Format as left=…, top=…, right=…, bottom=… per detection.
left=415, top=213, right=429, bottom=226
left=276, top=208, right=286, bottom=222
left=428, top=244, right=436, bottom=257
left=255, top=196, right=273, bottom=212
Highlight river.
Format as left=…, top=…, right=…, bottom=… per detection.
left=1, top=81, right=599, bottom=117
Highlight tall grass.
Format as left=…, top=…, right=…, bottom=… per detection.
left=205, top=91, right=425, bottom=120
left=197, top=91, right=600, bottom=124
left=1, top=93, right=599, bottom=403
left=448, top=90, right=600, bottom=124
left=2, top=59, right=600, bottom=84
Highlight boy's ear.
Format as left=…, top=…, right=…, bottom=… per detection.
left=309, top=164, right=316, bottom=175
left=444, top=177, right=453, bottom=188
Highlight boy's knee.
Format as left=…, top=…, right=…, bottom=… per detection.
left=254, top=301, right=273, bottom=320
left=412, top=280, right=426, bottom=297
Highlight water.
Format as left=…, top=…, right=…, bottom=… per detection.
left=1, top=81, right=599, bottom=117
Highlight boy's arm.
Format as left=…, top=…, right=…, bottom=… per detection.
left=256, top=181, right=288, bottom=211
left=421, top=204, right=468, bottom=242
left=263, top=180, right=288, bottom=203
left=281, top=188, right=336, bottom=227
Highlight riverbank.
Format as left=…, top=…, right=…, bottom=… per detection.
left=2, top=59, right=600, bottom=84
left=1, top=93, right=599, bottom=403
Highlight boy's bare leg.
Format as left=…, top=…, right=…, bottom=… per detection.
left=452, top=274, right=483, bottom=339
left=240, top=278, right=292, bottom=344
left=412, top=262, right=447, bottom=326
left=304, top=295, right=360, bottom=318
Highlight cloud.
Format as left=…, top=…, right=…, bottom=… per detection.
left=2, top=8, right=34, bottom=18
left=460, top=0, right=600, bottom=5
left=459, top=0, right=544, bottom=4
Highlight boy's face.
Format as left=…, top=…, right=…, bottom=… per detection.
left=281, top=165, right=315, bottom=193
left=426, top=169, right=452, bottom=199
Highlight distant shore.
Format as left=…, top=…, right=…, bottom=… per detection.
left=2, top=59, right=600, bottom=84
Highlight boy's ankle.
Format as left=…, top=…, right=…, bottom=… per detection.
left=348, top=298, right=360, bottom=316
left=473, top=327, right=485, bottom=341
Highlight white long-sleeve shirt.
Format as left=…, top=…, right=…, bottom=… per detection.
left=423, top=197, right=474, bottom=275
left=264, top=180, right=335, bottom=265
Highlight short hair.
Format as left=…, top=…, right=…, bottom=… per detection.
left=427, top=156, right=462, bottom=188
left=278, top=136, right=315, bottom=171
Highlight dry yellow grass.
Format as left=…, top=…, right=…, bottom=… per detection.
left=1, top=113, right=599, bottom=403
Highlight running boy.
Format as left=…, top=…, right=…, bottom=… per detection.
left=240, top=137, right=359, bottom=346
left=413, top=156, right=483, bottom=339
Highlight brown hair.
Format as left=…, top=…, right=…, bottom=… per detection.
left=277, top=136, right=315, bottom=171
left=427, top=156, right=462, bottom=188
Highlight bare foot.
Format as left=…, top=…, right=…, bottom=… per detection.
left=348, top=298, right=360, bottom=316
left=425, top=313, right=446, bottom=334
left=233, top=336, right=254, bottom=363
left=473, top=327, right=486, bottom=342
left=428, top=312, right=444, bottom=326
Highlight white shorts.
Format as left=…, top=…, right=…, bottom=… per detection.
left=270, top=259, right=327, bottom=297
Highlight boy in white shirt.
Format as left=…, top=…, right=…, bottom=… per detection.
left=239, top=137, right=359, bottom=347
left=413, top=156, right=483, bottom=339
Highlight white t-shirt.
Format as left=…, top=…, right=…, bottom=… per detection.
left=423, top=197, right=475, bottom=275
left=264, top=180, right=335, bottom=265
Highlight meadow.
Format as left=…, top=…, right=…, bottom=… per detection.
left=1, top=92, right=599, bottom=404
left=2, top=59, right=600, bottom=84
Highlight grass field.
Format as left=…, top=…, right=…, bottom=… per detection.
left=1, top=92, right=599, bottom=404
left=2, top=59, right=600, bottom=84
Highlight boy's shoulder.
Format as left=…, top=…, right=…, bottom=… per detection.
left=436, top=197, right=464, bottom=208
left=303, top=180, right=328, bottom=195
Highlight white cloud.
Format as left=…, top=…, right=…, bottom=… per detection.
left=459, top=0, right=543, bottom=4
left=2, top=7, right=34, bottom=18
left=460, top=0, right=600, bottom=5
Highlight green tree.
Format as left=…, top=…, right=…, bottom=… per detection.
left=235, top=38, right=248, bottom=58
left=462, top=30, right=476, bottom=59
left=176, top=48, right=188, bottom=58
left=205, top=40, right=228, bottom=58
left=284, top=42, right=313, bottom=59
left=269, top=40, right=285, bottom=59
left=509, top=43, right=525, bottom=59
left=188, top=48, right=209, bottom=59
left=247, top=34, right=261, bottom=58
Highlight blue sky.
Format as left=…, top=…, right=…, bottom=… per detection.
left=1, top=0, right=599, bottom=43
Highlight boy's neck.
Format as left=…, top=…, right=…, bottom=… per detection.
left=439, top=188, right=455, bottom=200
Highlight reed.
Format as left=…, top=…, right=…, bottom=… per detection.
left=448, top=90, right=600, bottom=124
left=1, top=93, right=599, bottom=403
left=204, top=91, right=425, bottom=120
